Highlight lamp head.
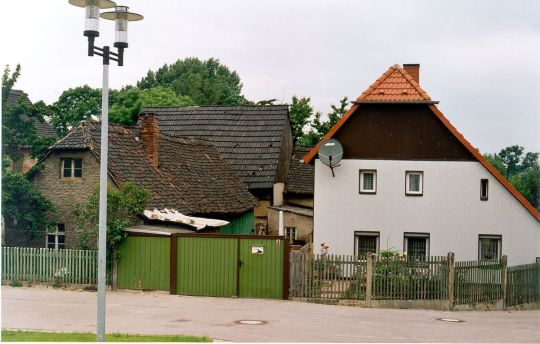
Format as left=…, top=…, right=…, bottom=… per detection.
left=101, top=5, right=143, bottom=48
left=68, top=0, right=117, bottom=37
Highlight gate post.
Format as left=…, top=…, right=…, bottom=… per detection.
left=366, top=253, right=374, bottom=308
left=447, top=252, right=455, bottom=311
left=283, top=238, right=290, bottom=300
left=169, top=234, right=177, bottom=295
left=501, top=255, right=508, bottom=310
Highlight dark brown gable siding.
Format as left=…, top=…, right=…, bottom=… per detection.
left=334, top=104, right=475, bottom=161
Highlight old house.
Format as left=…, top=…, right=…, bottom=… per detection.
left=142, top=105, right=293, bottom=233
left=268, top=145, right=314, bottom=245
left=31, top=114, right=256, bottom=249
left=305, top=64, right=540, bottom=265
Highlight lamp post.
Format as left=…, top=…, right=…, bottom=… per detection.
left=68, top=1, right=143, bottom=342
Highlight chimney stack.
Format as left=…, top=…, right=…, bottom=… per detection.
left=403, top=64, right=420, bottom=85
left=139, top=113, right=160, bottom=168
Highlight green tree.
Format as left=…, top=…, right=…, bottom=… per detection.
left=2, top=172, right=56, bottom=234
left=498, top=145, right=524, bottom=179
left=109, top=86, right=194, bottom=125
left=2, top=65, right=57, bottom=168
left=137, top=57, right=246, bottom=105
left=511, top=165, right=540, bottom=210
left=74, top=182, right=150, bottom=251
left=485, top=145, right=540, bottom=210
left=50, top=85, right=101, bottom=137
left=289, top=96, right=315, bottom=144
left=298, top=97, right=349, bottom=146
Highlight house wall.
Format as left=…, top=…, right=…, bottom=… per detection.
left=32, top=150, right=116, bottom=249
left=313, top=159, right=540, bottom=265
left=220, top=211, right=255, bottom=235
left=267, top=208, right=312, bottom=243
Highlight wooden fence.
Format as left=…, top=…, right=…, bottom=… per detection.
left=2, top=247, right=98, bottom=284
left=290, top=252, right=538, bottom=309
left=506, top=263, right=539, bottom=307
left=372, top=255, right=448, bottom=300
left=453, top=259, right=504, bottom=305
left=289, top=251, right=367, bottom=299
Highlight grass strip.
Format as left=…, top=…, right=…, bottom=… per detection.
left=1, top=329, right=212, bottom=342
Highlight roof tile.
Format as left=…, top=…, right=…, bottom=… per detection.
left=142, top=105, right=290, bottom=190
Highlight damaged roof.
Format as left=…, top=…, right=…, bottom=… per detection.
left=50, top=121, right=256, bottom=216
left=142, top=105, right=290, bottom=190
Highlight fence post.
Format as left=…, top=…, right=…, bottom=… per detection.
left=501, top=255, right=508, bottom=310
left=366, top=253, right=374, bottom=308
left=447, top=252, right=455, bottom=311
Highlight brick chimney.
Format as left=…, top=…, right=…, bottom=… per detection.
left=139, top=113, right=160, bottom=168
left=403, top=64, right=420, bottom=84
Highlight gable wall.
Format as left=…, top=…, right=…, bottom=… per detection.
left=334, top=104, right=475, bottom=161
left=32, top=150, right=116, bottom=249
left=313, top=159, right=540, bottom=265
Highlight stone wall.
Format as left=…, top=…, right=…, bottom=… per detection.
left=31, top=149, right=114, bottom=249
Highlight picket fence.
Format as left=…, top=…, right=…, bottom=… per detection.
left=2, top=247, right=98, bottom=284
left=506, top=263, right=539, bottom=307
left=290, top=252, right=539, bottom=308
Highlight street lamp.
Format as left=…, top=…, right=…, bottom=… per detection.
left=68, top=1, right=143, bottom=342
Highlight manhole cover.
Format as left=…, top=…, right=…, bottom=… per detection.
left=438, top=318, right=464, bottom=322
left=234, top=320, right=268, bottom=325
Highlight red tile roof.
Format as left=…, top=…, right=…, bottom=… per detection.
left=358, top=64, right=431, bottom=102
left=304, top=64, right=540, bottom=222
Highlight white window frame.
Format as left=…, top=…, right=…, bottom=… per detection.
left=354, top=231, right=380, bottom=257
left=478, top=234, right=502, bottom=261
left=359, top=170, right=377, bottom=194
left=405, top=171, right=423, bottom=196
left=285, top=226, right=297, bottom=244
left=404, top=232, right=430, bottom=259
left=61, top=158, right=83, bottom=179
left=46, top=224, right=66, bottom=250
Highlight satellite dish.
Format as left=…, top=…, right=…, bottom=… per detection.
left=318, top=138, right=343, bottom=177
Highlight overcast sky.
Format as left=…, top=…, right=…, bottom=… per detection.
left=1, top=0, right=539, bottom=153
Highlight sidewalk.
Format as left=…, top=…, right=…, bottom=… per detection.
left=2, top=286, right=539, bottom=342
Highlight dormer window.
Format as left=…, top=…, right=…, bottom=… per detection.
left=61, top=158, right=82, bottom=179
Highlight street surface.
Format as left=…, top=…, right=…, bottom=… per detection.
left=1, top=286, right=539, bottom=342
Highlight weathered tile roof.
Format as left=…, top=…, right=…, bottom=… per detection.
left=285, top=146, right=314, bottom=195
left=142, top=105, right=290, bottom=190
left=50, top=121, right=256, bottom=216
left=7, top=89, right=57, bottom=138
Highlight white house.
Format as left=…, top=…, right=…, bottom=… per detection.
left=305, top=64, right=540, bottom=266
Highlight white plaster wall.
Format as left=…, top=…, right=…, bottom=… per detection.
left=313, top=159, right=540, bottom=265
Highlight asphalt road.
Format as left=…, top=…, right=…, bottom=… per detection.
left=1, top=286, right=539, bottom=342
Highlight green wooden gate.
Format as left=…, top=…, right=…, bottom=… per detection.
left=172, top=234, right=288, bottom=299
left=239, top=238, right=284, bottom=299
left=175, top=236, right=238, bottom=297
left=117, top=235, right=170, bottom=291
